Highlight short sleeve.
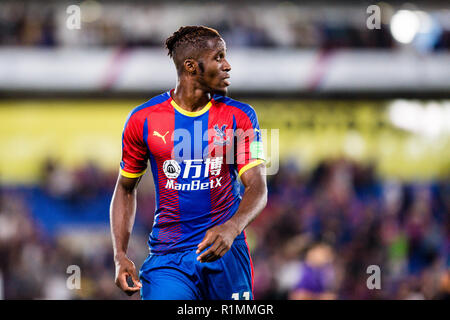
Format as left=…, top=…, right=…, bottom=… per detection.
left=234, top=105, right=265, bottom=177
left=120, top=112, right=148, bottom=178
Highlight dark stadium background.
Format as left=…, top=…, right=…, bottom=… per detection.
left=0, top=0, right=449, bottom=300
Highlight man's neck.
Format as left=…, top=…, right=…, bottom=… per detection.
left=172, top=82, right=211, bottom=113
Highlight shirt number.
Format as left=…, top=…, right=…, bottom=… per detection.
left=231, top=291, right=250, bottom=300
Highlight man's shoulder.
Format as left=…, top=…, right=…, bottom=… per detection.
left=125, top=91, right=171, bottom=124
left=212, top=94, right=256, bottom=116
left=130, top=91, right=171, bottom=115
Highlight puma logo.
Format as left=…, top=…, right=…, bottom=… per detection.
left=153, top=130, right=169, bottom=144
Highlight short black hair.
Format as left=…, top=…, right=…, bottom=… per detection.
left=165, top=26, right=221, bottom=59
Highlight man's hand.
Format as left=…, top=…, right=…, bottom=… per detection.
left=114, top=254, right=142, bottom=296
left=196, top=221, right=240, bottom=263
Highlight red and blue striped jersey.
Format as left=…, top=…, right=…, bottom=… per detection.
left=120, top=90, right=264, bottom=254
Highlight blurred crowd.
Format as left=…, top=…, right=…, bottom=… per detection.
left=0, top=1, right=449, bottom=51
left=252, top=158, right=450, bottom=299
left=0, top=157, right=449, bottom=299
left=0, top=159, right=152, bottom=300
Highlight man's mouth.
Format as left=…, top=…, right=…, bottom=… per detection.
left=223, top=75, right=230, bottom=86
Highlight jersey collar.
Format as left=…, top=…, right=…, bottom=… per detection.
left=168, top=89, right=213, bottom=117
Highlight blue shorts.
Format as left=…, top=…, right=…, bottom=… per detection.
left=139, top=239, right=254, bottom=300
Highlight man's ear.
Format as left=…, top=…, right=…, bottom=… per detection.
left=184, top=59, right=197, bottom=75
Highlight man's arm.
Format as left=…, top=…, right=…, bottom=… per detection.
left=196, top=163, right=267, bottom=262
left=110, top=174, right=143, bottom=295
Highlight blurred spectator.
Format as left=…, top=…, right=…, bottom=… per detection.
left=289, top=243, right=337, bottom=300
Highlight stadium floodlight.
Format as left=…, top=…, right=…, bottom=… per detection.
left=390, top=10, right=420, bottom=44
left=388, top=100, right=450, bottom=138
left=415, top=10, right=433, bottom=34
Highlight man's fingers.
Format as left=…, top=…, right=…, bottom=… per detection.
left=196, top=233, right=217, bottom=254
left=130, top=267, right=142, bottom=288
left=196, top=237, right=212, bottom=254
left=216, top=247, right=229, bottom=260
left=117, top=272, right=141, bottom=294
left=124, top=285, right=141, bottom=296
left=197, top=247, right=214, bottom=262
left=116, top=273, right=131, bottom=291
left=198, top=241, right=222, bottom=262
left=132, top=278, right=142, bottom=288
left=203, top=252, right=219, bottom=263
left=204, top=245, right=229, bottom=262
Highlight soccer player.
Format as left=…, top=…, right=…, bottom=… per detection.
left=110, top=26, right=267, bottom=300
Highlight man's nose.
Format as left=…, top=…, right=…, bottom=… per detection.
left=223, top=59, right=231, bottom=72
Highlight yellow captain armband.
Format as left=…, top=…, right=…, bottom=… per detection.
left=120, top=168, right=146, bottom=178
left=238, top=159, right=265, bottom=178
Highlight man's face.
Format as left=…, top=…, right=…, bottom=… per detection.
left=196, top=38, right=231, bottom=96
